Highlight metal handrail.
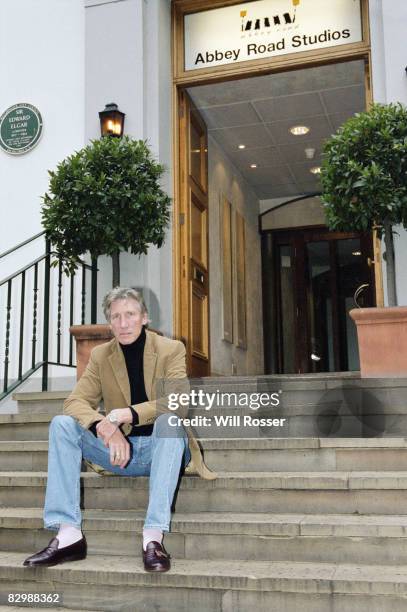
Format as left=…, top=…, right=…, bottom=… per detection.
left=0, top=252, right=93, bottom=287
left=0, top=254, right=49, bottom=287
left=0, top=236, right=99, bottom=401
left=0, top=230, right=45, bottom=260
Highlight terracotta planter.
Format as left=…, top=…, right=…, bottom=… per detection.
left=70, top=324, right=112, bottom=379
left=350, top=307, right=407, bottom=377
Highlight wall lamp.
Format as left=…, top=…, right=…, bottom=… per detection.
left=99, top=103, right=125, bottom=137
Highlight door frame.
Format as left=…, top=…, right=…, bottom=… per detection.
left=171, top=0, right=383, bottom=349
left=178, top=90, right=210, bottom=375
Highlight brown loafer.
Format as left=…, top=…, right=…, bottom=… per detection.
left=23, top=536, right=87, bottom=567
left=142, top=541, right=171, bottom=572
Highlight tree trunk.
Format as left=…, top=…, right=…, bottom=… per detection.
left=112, top=251, right=120, bottom=288
left=383, top=219, right=397, bottom=307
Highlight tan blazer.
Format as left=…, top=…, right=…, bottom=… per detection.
left=63, top=329, right=216, bottom=480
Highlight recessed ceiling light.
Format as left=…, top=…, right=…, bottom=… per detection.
left=290, top=125, right=310, bottom=136
left=352, top=251, right=362, bottom=256
left=250, top=164, right=257, bottom=168
left=310, top=166, right=321, bottom=174
left=238, top=144, right=246, bottom=149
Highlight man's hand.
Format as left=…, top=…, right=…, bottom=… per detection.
left=96, top=408, right=133, bottom=446
left=108, top=428, right=130, bottom=468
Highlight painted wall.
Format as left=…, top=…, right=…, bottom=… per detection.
left=85, top=0, right=174, bottom=334
left=259, top=197, right=295, bottom=215
left=1, top=0, right=174, bottom=333
left=369, top=0, right=407, bottom=305
left=0, top=0, right=85, bottom=402
left=261, top=196, right=326, bottom=231
left=0, top=0, right=85, bottom=272
left=208, top=135, right=264, bottom=376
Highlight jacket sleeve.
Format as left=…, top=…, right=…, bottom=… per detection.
left=63, top=350, right=104, bottom=430
left=130, top=340, right=189, bottom=426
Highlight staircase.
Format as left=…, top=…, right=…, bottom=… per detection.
left=2, top=376, right=407, bottom=611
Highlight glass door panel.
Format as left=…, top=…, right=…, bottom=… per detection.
left=336, top=238, right=366, bottom=371
left=306, top=241, right=334, bottom=372
left=277, top=245, right=296, bottom=373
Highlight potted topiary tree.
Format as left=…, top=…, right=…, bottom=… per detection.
left=321, top=102, right=407, bottom=376
left=42, top=135, right=171, bottom=376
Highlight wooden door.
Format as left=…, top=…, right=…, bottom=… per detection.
left=178, top=90, right=210, bottom=376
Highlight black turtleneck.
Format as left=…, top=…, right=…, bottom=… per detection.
left=121, top=325, right=148, bottom=407
left=89, top=326, right=153, bottom=437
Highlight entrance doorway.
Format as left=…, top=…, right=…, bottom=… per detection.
left=173, top=0, right=376, bottom=378
left=262, top=225, right=376, bottom=374
left=175, top=57, right=382, bottom=377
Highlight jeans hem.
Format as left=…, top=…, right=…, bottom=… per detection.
left=44, top=522, right=81, bottom=531
left=143, top=524, right=169, bottom=532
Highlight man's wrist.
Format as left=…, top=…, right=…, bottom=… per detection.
left=106, top=410, right=120, bottom=427
left=109, top=407, right=132, bottom=425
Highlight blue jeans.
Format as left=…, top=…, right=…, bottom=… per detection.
left=43, top=413, right=190, bottom=533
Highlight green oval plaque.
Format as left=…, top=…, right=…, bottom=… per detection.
left=0, top=103, right=43, bottom=155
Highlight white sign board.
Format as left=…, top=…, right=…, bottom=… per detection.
left=184, top=0, right=362, bottom=71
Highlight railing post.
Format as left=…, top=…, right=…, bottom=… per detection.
left=81, top=264, right=86, bottom=324
left=18, top=271, right=26, bottom=380
left=31, top=264, right=39, bottom=369
left=69, top=274, right=75, bottom=366
left=91, top=256, right=98, bottom=324
left=3, top=280, right=12, bottom=393
left=42, top=238, right=51, bottom=391
left=56, top=261, right=63, bottom=363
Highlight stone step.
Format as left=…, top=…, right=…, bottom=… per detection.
left=0, top=404, right=407, bottom=441
left=0, top=604, right=98, bottom=612
left=197, top=372, right=407, bottom=388
left=2, top=553, right=407, bottom=612
left=12, top=391, right=70, bottom=414
left=4, top=438, right=407, bottom=472
left=2, top=508, right=407, bottom=565
left=0, top=414, right=52, bottom=441
left=12, top=378, right=407, bottom=413
left=8, top=388, right=407, bottom=436
left=203, top=437, right=407, bottom=471
left=2, top=471, right=407, bottom=515
left=12, top=374, right=407, bottom=392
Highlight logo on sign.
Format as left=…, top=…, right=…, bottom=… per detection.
left=240, top=0, right=300, bottom=34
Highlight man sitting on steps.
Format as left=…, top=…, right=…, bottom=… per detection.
left=23, top=286, right=216, bottom=572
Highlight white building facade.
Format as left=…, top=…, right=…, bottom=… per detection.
left=1, top=0, right=407, bottom=390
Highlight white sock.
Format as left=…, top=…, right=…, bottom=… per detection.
left=143, top=528, right=163, bottom=551
left=56, top=523, right=83, bottom=548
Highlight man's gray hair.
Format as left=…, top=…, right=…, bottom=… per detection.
left=102, top=287, right=149, bottom=322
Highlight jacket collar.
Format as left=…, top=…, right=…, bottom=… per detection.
left=108, top=329, right=158, bottom=403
